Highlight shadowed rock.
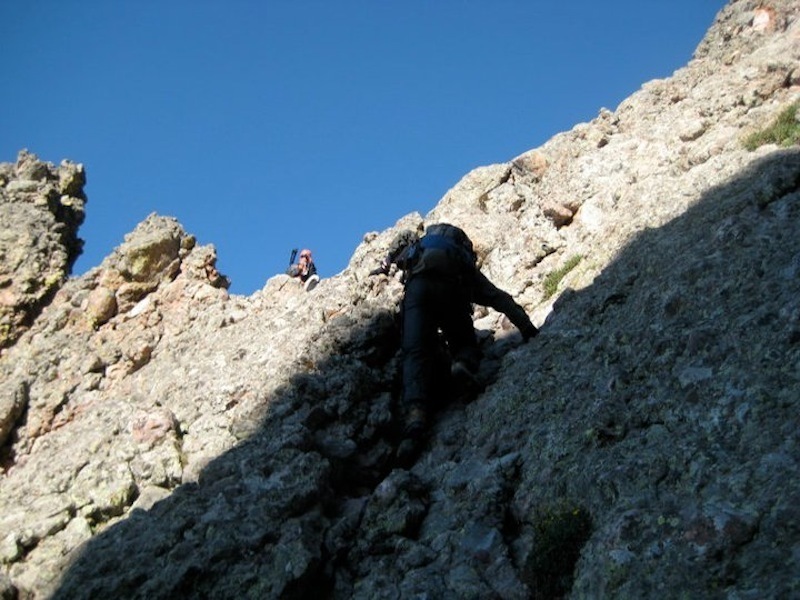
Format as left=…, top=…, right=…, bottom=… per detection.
left=2, top=1, right=800, bottom=597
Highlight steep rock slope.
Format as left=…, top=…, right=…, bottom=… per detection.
left=1, top=1, right=799, bottom=598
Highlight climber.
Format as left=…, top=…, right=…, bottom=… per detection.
left=371, top=223, right=538, bottom=440
left=287, top=248, right=320, bottom=291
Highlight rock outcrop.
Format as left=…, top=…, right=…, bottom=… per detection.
left=1, top=1, right=799, bottom=598
left=0, top=150, right=86, bottom=350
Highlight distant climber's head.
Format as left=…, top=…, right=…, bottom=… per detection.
left=300, top=249, right=312, bottom=260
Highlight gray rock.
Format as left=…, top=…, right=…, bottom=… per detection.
left=2, top=1, right=800, bottom=598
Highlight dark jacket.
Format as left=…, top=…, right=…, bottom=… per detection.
left=380, top=226, right=538, bottom=340
left=472, top=270, right=538, bottom=340
left=287, top=260, right=317, bottom=282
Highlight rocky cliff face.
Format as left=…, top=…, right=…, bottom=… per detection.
left=0, top=150, right=86, bottom=352
left=2, top=1, right=799, bottom=598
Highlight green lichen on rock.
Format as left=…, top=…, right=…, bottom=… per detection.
left=524, top=504, right=593, bottom=599
left=543, top=255, right=583, bottom=299
left=743, top=101, right=800, bottom=150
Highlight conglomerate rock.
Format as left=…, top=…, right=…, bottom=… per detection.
left=1, top=1, right=799, bottom=598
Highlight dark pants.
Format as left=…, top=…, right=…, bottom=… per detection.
left=401, top=275, right=480, bottom=407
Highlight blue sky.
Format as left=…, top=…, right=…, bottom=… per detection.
left=2, top=1, right=725, bottom=295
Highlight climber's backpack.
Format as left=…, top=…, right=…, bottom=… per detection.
left=409, top=223, right=477, bottom=278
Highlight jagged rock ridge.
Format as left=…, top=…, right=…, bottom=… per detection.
left=1, top=1, right=799, bottom=598
left=0, top=150, right=86, bottom=351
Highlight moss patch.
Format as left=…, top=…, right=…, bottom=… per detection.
left=524, top=504, right=593, bottom=599
left=543, top=255, right=583, bottom=299
left=743, top=101, right=800, bottom=150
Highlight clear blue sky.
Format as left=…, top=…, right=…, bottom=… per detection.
left=2, top=1, right=725, bottom=295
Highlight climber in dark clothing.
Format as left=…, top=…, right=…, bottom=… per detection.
left=372, top=223, right=538, bottom=438
left=287, top=249, right=320, bottom=291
